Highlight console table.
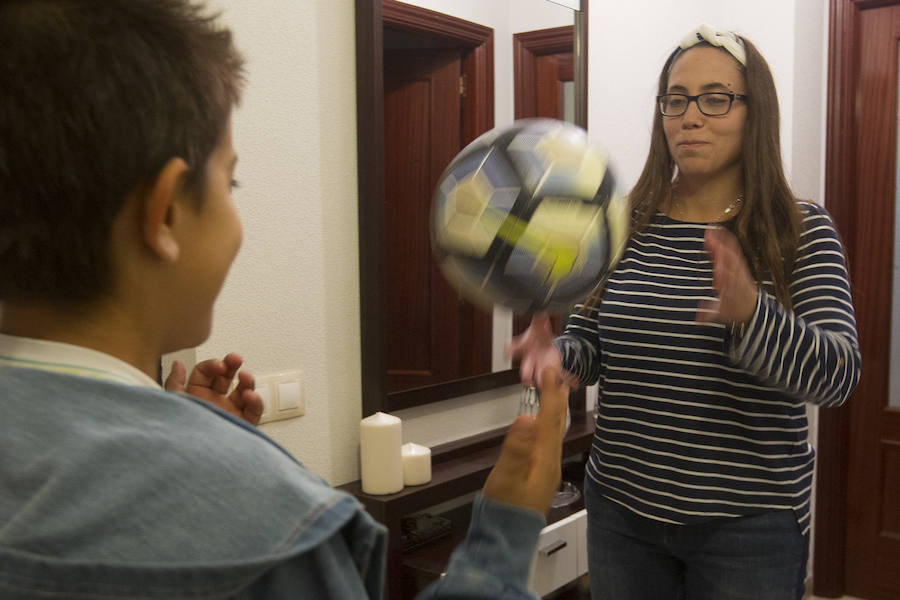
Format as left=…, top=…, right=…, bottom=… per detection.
left=338, top=410, right=595, bottom=599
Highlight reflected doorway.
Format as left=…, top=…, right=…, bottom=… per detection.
left=512, top=25, right=576, bottom=337
left=382, top=15, right=494, bottom=394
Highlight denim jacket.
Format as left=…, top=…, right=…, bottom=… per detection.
left=0, top=366, right=544, bottom=599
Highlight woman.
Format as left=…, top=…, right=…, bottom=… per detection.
left=508, top=25, right=861, bottom=600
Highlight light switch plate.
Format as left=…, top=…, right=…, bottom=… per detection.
left=256, top=370, right=305, bottom=424
left=257, top=381, right=274, bottom=418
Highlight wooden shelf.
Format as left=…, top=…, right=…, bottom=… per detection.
left=338, top=411, right=595, bottom=599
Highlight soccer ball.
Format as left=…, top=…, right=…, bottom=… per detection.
left=430, top=118, right=628, bottom=314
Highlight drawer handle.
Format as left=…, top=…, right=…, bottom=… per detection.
left=539, top=540, right=567, bottom=556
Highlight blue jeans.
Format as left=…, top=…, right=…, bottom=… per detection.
left=584, top=480, right=808, bottom=600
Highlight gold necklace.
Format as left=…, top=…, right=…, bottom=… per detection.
left=671, top=192, right=743, bottom=222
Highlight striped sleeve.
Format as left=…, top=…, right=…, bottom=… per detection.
left=729, top=203, right=861, bottom=407
left=555, top=303, right=603, bottom=387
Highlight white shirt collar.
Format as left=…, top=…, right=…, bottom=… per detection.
left=0, top=333, right=162, bottom=389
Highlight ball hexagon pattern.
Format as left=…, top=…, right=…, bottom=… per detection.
left=431, top=118, right=628, bottom=314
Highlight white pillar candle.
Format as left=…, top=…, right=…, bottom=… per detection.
left=401, top=442, right=432, bottom=486
left=360, top=412, right=403, bottom=495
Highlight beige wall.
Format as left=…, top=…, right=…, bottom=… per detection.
left=185, top=1, right=828, bottom=489
left=195, top=0, right=362, bottom=485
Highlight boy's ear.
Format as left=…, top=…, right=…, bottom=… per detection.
left=142, top=157, right=191, bottom=262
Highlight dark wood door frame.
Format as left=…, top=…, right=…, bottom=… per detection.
left=813, top=2, right=855, bottom=592
left=815, top=0, right=898, bottom=595
left=513, top=25, right=574, bottom=119
left=381, top=1, right=494, bottom=145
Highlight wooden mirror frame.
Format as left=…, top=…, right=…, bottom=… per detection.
left=355, top=0, right=589, bottom=416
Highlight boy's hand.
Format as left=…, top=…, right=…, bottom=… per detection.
left=165, top=353, right=263, bottom=426
left=482, top=366, right=569, bottom=516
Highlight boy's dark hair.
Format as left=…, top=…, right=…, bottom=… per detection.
left=0, top=0, right=245, bottom=305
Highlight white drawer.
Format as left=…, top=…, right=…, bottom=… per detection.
left=576, top=508, right=588, bottom=577
left=527, top=509, right=586, bottom=597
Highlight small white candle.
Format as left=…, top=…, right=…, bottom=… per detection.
left=402, top=442, right=432, bottom=486
left=360, top=412, right=403, bottom=495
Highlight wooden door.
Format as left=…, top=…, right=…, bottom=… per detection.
left=843, top=5, right=900, bottom=596
left=513, top=25, right=574, bottom=121
left=818, top=2, right=900, bottom=598
left=383, top=48, right=492, bottom=393
left=535, top=52, right=574, bottom=120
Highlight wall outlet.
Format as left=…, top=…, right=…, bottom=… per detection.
left=257, top=370, right=305, bottom=424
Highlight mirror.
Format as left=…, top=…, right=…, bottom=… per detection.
left=355, top=0, right=588, bottom=415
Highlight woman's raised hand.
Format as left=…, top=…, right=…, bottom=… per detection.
left=697, top=227, right=759, bottom=327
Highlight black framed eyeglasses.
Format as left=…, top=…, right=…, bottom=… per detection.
left=657, top=92, right=748, bottom=117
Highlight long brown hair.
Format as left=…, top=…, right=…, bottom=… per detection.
left=584, top=36, right=802, bottom=313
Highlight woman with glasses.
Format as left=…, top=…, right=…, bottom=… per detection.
left=508, top=25, right=860, bottom=600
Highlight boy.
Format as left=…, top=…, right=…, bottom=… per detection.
left=0, top=1, right=568, bottom=598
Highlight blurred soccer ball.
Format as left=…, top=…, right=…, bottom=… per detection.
left=430, top=118, right=628, bottom=313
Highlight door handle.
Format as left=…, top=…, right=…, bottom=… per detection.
left=539, top=539, right=567, bottom=556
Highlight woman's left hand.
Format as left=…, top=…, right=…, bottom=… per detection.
left=697, top=227, right=758, bottom=327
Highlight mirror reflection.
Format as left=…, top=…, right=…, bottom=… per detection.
left=381, top=0, right=580, bottom=396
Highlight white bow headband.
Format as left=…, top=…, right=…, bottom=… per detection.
left=676, top=24, right=746, bottom=66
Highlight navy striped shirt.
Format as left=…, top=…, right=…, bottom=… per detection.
left=557, top=201, right=860, bottom=534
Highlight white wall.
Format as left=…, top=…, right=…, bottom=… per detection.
left=188, top=0, right=828, bottom=489
left=589, top=1, right=802, bottom=189
left=792, top=0, right=828, bottom=205
left=194, top=0, right=362, bottom=485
